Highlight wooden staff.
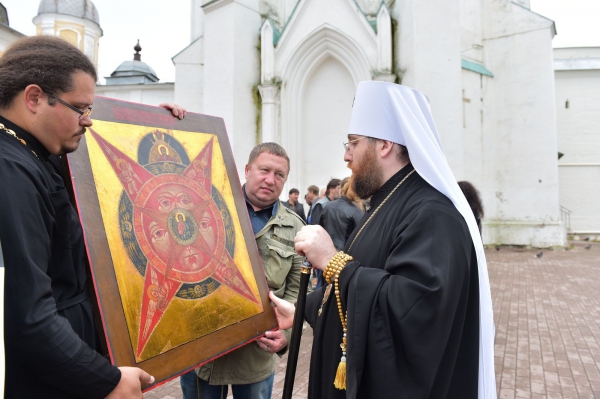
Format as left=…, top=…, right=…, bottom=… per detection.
left=282, top=258, right=312, bottom=399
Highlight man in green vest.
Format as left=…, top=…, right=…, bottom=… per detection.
left=181, top=142, right=306, bottom=399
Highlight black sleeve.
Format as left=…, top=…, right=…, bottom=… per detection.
left=297, top=205, right=306, bottom=223
left=311, top=203, right=323, bottom=226
left=0, top=156, right=121, bottom=398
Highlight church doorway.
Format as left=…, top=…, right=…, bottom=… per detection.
left=301, top=56, right=355, bottom=191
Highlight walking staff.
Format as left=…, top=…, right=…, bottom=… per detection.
left=281, top=258, right=312, bottom=399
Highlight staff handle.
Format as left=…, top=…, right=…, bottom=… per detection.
left=282, top=259, right=312, bottom=399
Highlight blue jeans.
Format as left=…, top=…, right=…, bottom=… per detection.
left=180, top=370, right=274, bottom=399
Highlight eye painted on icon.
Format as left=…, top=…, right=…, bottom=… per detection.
left=157, top=195, right=174, bottom=211
left=150, top=222, right=168, bottom=241
left=199, top=217, right=211, bottom=232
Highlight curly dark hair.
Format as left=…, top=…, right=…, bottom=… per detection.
left=458, top=181, right=484, bottom=219
left=0, top=35, right=97, bottom=109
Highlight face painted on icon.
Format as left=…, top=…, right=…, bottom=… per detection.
left=143, top=183, right=218, bottom=272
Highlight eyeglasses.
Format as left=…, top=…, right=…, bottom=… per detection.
left=342, top=136, right=369, bottom=152
left=48, top=94, right=93, bottom=119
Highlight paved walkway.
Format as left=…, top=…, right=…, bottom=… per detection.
left=144, top=245, right=600, bottom=398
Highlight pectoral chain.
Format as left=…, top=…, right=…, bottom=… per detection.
left=0, top=123, right=39, bottom=159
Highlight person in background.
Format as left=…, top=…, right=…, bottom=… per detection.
left=309, top=178, right=341, bottom=288
left=305, top=185, right=319, bottom=224
left=319, top=177, right=364, bottom=251
left=319, top=187, right=326, bottom=200
left=458, top=181, right=484, bottom=234
left=309, top=178, right=341, bottom=227
left=282, top=188, right=306, bottom=222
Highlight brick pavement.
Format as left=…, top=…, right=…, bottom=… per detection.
left=491, top=244, right=600, bottom=399
left=144, top=245, right=600, bottom=398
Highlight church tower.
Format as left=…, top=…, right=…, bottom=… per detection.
left=33, top=0, right=103, bottom=69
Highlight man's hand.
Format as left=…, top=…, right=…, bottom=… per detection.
left=159, top=103, right=187, bottom=120
left=269, top=291, right=295, bottom=330
left=256, top=329, right=287, bottom=354
left=106, top=367, right=154, bottom=399
left=294, top=225, right=338, bottom=271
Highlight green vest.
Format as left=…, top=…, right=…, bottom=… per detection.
left=197, top=201, right=307, bottom=385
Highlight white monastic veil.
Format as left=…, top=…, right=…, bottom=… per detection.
left=348, top=81, right=496, bottom=399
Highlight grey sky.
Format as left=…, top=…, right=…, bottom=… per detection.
left=2, top=0, right=599, bottom=84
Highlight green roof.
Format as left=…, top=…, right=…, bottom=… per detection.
left=461, top=59, right=494, bottom=77
left=269, top=19, right=282, bottom=46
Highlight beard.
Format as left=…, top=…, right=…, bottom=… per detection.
left=350, top=144, right=384, bottom=199
left=58, top=128, right=87, bottom=155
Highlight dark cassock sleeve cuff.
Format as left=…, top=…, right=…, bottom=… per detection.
left=338, top=260, right=361, bottom=309
left=61, top=341, right=122, bottom=398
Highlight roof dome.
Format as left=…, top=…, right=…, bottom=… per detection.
left=110, top=60, right=159, bottom=81
left=105, top=41, right=160, bottom=85
left=37, top=0, right=100, bottom=25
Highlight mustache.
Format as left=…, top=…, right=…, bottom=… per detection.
left=74, top=128, right=87, bottom=137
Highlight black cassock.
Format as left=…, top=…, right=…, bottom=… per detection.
left=305, top=164, right=480, bottom=399
left=0, top=116, right=120, bottom=399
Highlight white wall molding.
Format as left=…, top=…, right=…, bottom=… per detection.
left=376, top=4, right=392, bottom=74
left=258, top=84, right=280, bottom=143
left=261, top=20, right=275, bottom=83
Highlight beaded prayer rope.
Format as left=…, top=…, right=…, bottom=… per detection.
left=331, top=253, right=352, bottom=390
left=324, top=252, right=353, bottom=284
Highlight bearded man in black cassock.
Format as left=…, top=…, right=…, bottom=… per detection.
left=270, top=81, right=496, bottom=399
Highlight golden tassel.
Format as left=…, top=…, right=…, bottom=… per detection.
left=334, top=356, right=347, bottom=390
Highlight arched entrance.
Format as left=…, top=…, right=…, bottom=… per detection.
left=302, top=56, right=355, bottom=189
left=280, top=25, right=371, bottom=194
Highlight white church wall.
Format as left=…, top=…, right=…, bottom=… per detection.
left=460, top=70, right=485, bottom=189
left=95, top=84, right=174, bottom=105
left=275, top=0, right=378, bottom=78
left=168, top=0, right=571, bottom=246
left=558, top=168, right=600, bottom=234
left=258, top=0, right=287, bottom=27
left=356, top=0, right=385, bottom=16
left=173, top=37, right=204, bottom=114
left=555, top=67, right=600, bottom=233
left=0, top=26, right=24, bottom=55
left=203, top=0, right=261, bottom=179
left=279, top=0, right=299, bottom=24
left=459, top=0, right=483, bottom=64
left=190, top=0, right=204, bottom=42
left=482, top=0, right=564, bottom=246
left=394, top=0, right=464, bottom=178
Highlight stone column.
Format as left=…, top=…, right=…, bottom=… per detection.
left=258, top=84, right=279, bottom=143
left=376, top=4, right=395, bottom=82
